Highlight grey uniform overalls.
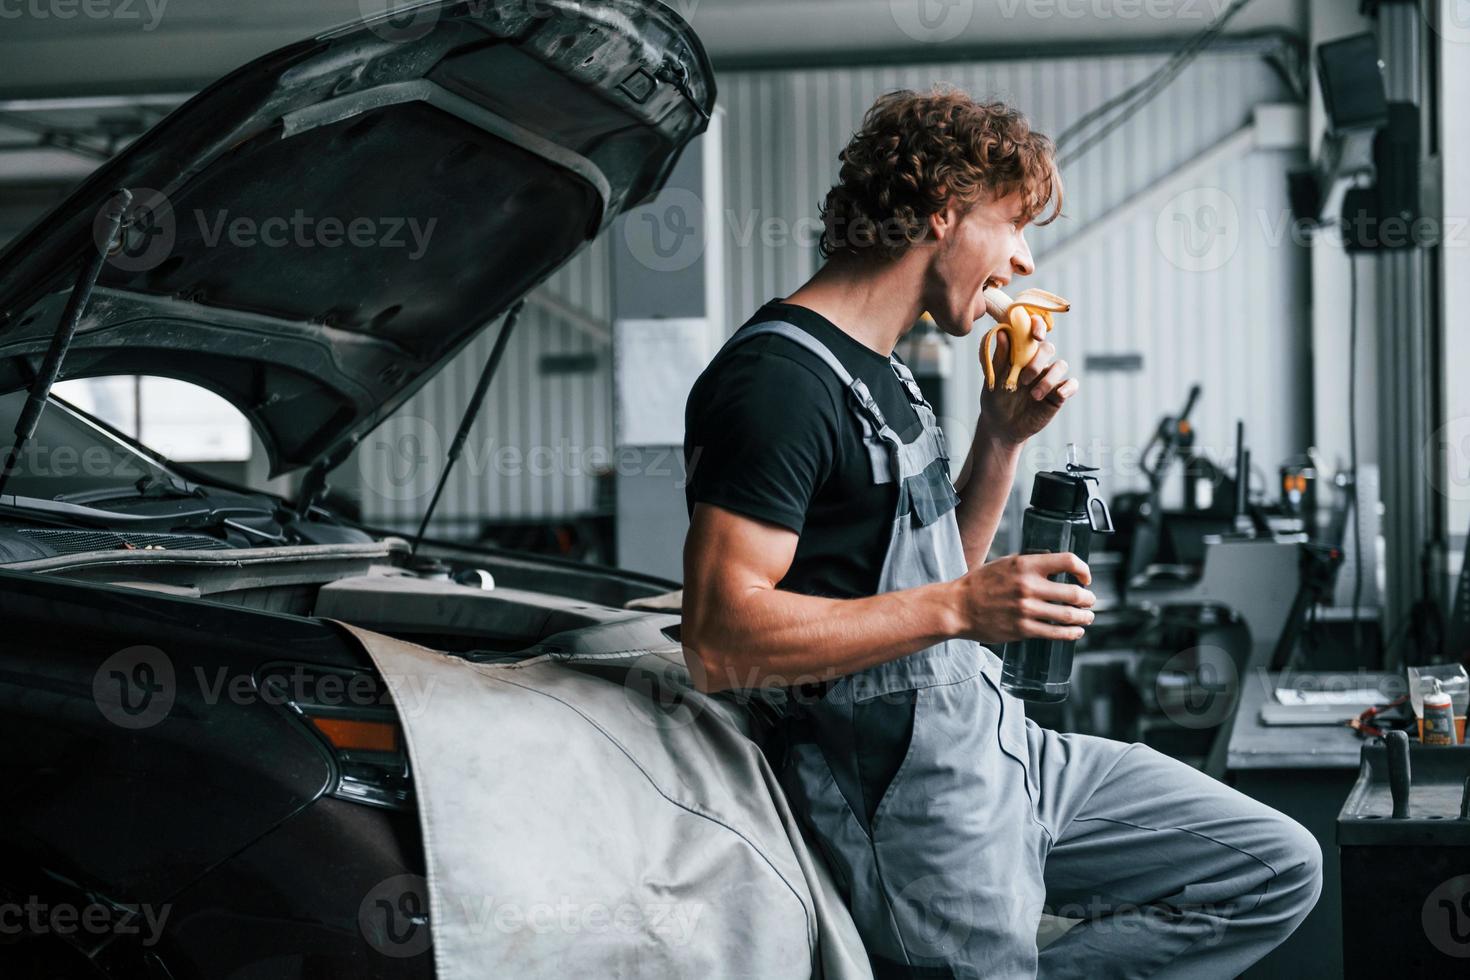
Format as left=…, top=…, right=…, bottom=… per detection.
left=718, top=319, right=1323, bottom=979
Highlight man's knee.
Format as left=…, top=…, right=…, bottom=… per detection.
left=1258, top=813, right=1324, bottom=925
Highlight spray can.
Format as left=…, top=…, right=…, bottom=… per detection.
left=1422, top=678, right=1458, bottom=746
left=1000, top=446, right=1114, bottom=703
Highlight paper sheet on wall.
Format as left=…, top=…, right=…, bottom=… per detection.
left=614, top=317, right=712, bottom=446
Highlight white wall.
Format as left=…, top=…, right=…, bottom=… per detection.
left=718, top=46, right=1310, bottom=499
left=1436, top=0, right=1470, bottom=596
left=348, top=241, right=616, bottom=536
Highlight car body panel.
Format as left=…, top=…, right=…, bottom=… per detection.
left=0, top=570, right=358, bottom=903
left=0, top=0, right=713, bottom=476
left=0, top=2, right=735, bottom=975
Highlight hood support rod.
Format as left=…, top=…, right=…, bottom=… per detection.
left=410, top=299, right=525, bottom=555
left=0, top=188, right=130, bottom=499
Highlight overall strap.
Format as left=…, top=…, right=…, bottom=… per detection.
left=720, top=319, right=951, bottom=488
left=888, top=357, right=949, bottom=464
left=721, top=320, right=898, bottom=438
left=889, top=358, right=931, bottom=408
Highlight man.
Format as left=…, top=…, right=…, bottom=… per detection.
left=681, top=88, right=1321, bottom=978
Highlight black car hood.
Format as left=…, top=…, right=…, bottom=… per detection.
left=0, top=0, right=712, bottom=476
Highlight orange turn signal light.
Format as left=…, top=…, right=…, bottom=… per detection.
left=309, top=716, right=399, bottom=753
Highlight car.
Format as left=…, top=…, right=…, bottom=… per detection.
left=0, top=3, right=860, bottom=977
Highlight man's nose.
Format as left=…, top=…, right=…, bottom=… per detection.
left=1011, top=233, right=1035, bottom=277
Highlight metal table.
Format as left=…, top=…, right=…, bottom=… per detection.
left=1226, top=669, right=1401, bottom=980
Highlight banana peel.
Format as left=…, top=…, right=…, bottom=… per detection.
left=979, top=286, right=1071, bottom=391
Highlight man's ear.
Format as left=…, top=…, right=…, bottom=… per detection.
left=927, top=201, right=960, bottom=244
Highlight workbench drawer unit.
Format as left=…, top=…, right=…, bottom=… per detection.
left=1337, top=740, right=1470, bottom=976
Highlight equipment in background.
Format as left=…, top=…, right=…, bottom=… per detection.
left=1000, top=445, right=1113, bottom=703
left=1111, top=390, right=1282, bottom=581
left=1130, top=534, right=1306, bottom=777
left=1269, top=468, right=1358, bottom=672
left=1111, top=388, right=1379, bottom=648
left=1287, top=32, right=1424, bottom=253
left=1180, top=451, right=1226, bottom=516
left=1120, top=384, right=1201, bottom=583
left=1337, top=733, right=1470, bottom=976
left=1096, top=419, right=1332, bottom=771
left=1267, top=542, right=1346, bottom=673
left=1115, top=403, right=1275, bottom=593
left=1288, top=31, right=1428, bottom=256
left=1315, top=32, right=1388, bottom=132
left=1279, top=456, right=1320, bottom=535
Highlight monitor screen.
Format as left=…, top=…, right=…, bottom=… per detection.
left=1316, top=33, right=1389, bottom=132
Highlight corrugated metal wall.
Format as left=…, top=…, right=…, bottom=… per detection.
left=352, top=236, right=614, bottom=536
left=357, top=45, right=1312, bottom=539
left=719, top=49, right=1310, bottom=498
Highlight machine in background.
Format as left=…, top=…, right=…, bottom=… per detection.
left=1032, top=387, right=1382, bottom=773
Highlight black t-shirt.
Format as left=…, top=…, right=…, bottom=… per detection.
left=683, top=301, right=928, bottom=599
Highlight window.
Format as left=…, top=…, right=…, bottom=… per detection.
left=52, top=376, right=252, bottom=463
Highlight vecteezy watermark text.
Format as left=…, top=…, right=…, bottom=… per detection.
left=194, top=210, right=437, bottom=261
left=0, top=896, right=171, bottom=946
left=0, top=0, right=168, bottom=31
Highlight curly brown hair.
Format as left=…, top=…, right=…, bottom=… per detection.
left=819, top=87, right=1062, bottom=260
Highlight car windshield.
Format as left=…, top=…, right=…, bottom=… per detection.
left=0, top=391, right=178, bottom=502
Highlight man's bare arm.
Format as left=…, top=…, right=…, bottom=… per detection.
left=681, top=502, right=1094, bottom=693
left=952, top=428, right=1022, bottom=570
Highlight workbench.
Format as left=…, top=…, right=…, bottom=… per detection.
left=1226, top=669, right=1401, bottom=980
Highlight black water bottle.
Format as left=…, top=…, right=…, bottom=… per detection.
left=1000, top=446, right=1113, bottom=703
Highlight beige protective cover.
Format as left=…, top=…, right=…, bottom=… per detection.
left=335, top=622, right=872, bottom=979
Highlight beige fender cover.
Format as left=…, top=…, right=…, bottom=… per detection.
left=333, top=621, right=872, bottom=979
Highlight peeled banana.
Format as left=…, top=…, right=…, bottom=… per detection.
left=979, top=286, right=1071, bottom=392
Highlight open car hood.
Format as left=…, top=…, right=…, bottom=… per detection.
left=0, top=0, right=712, bottom=476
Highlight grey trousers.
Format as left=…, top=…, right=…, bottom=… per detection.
left=781, top=653, right=1324, bottom=979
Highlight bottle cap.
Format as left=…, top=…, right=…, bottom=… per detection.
left=1030, top=444, right=1114, bottom=532
left=1031, top=470, right=1090, bottom=517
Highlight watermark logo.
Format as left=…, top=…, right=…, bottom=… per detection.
left=623, top=187, right=706, bottom=273
left=1422, top=0, right=1470, bottom=47
left=358, top=0, right=440, bottom=43
left=890, top=0, right=975, bottom=43
left=91, top=189, right=438, bottom=273
left=1423, top=875, right=1470, bottom=958
left=358, top=415, right=443, bottom=503
left=1156, top=645, right=1238, bottom=730
left=1155, top=186, right=1239, bottom=273
left=360, top=874, right=432, bottom=957
left=622, top=653, right=703, bottom=731
left=97, top=187, right=175, bottom=273
left=895, top=874, right=974, bottom=959
left=1046, top=894, right=1229, bottom=945
left=93, top=644, right=175, bottom=730
left=447, top=893, right=705, bottom=943
left=1426, top=417, right=1470, bottom=502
